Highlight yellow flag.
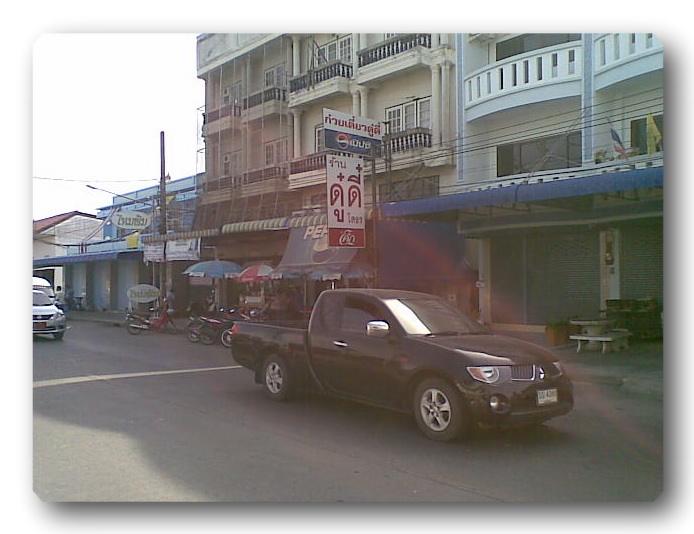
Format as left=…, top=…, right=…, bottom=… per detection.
left=647, top=114, right=662, bottom=154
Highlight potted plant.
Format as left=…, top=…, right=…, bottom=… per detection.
left=545, top=318, right=571, bottom=345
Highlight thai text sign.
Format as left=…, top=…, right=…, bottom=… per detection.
left=323, top=108, right=383, bottom=156
left=127, top=284, right=160, bottom=303
left=326, top=154, right=365, bottom=248
left=113, top=210, right=151, bottom=230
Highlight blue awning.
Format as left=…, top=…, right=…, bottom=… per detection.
left=381, top=166, right=663, bottom=218
left=33, top=250, right=143, bottom=267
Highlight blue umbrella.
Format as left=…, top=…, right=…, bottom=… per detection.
left=182, top=260, right=243, bottom=279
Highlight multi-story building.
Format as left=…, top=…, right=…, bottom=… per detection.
left=189, top=33, right=663, bottom=330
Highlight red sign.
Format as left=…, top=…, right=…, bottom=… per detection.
left=326, top=154, right=365, bottom=248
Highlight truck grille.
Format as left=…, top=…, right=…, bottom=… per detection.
left=34, top=314, right=53, bottom=321
left=511, top=364, right=536, bottom=381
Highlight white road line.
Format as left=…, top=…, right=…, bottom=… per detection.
left=33, top=365, right=242, bottom=389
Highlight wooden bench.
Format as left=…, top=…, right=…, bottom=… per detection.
left=569, top=330, right=632, bottom=354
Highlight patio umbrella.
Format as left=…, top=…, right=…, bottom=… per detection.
left=235, top=263, right=275, bottom=283
left=182, top=260, right=243, bottom=279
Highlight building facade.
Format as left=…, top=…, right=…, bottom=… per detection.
left=188, top=32, right=663, bottom=330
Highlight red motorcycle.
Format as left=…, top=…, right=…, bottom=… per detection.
left=125, top=304, right=178, bottom=335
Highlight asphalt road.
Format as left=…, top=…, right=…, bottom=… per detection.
left=33, top=321, right=663, bottom=502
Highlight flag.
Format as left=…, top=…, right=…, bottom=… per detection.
left=610, top=128, right=627, bottom=156
left=646, top=114, right=662, bottom=154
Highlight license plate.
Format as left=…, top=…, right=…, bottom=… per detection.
left=35, top=322, right=47, bottom=330
left=537, top=388, right=558, bottom=406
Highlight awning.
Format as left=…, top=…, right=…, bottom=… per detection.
left=141, top=228, right=219, bottom=243
left=273, top=226, right=366, bottom=278
left=32, top=249, right=143, bottom=267
left=381, top=166, right=663, bottom=218
left=221, top=217, right=289, bottom=234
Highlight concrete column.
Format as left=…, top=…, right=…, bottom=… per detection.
left=291, top=35, right=301, bottom=76
left=441, top=61, right=451, bottom=143
left=291, top=110, right=302, bottom=158
left=359, top=86, right=369, bottom=118
left=352, top=87, right=361, bottom=115
left=430, top=63, right=441, bottom=146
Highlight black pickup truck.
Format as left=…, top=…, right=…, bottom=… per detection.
left=231, top=289, right=573, bottom=442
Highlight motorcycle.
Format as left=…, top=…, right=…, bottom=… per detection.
left=187, top=307, right=247, bottom=347
left=125, top=304, right=178, bottom=335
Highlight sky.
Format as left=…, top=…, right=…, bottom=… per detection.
left=32, top=33, right=204, bottom=221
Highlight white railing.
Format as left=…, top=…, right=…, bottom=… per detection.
left=594, top=33, right=662, bottom=72
left=465, top=42, right=582, bottom=107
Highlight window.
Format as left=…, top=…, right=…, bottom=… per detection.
left=317, top=35, right=352, bottom=65
left=223, top=81, right=242, bottom=105
left=386, top=97, right=432, bottom=133
left=264, top=138, right=288, bottom=165
left=341, top=297, right=381, bottom=333
left=497, top=132, right=582, bottom=177
left=264, top=63, right=286, bottom=88
left=223, top=151, right=242, bottom=177
left=496, top=34, right=580, bottom=61
left=315, top=126, right=324, bottom=152
left=630, top=114, right=664, bottom=154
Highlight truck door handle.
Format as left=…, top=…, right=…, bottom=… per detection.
left=332, top=340, right=348, bottom=348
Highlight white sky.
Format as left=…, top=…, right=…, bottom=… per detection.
left=32, top=33, right=204, bottom=220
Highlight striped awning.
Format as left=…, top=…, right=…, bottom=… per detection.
left=141, top=228, right=220, bottom=243
left=221, top=217, right=290, bottom=234
left=287, top=213, right=327, bottom=228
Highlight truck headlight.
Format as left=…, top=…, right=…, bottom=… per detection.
left=468, top=366, right=504, bottom=384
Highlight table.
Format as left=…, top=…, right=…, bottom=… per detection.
left=570, top=318, right=614, bottom=351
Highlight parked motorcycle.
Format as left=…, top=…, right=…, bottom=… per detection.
left=125, top=305, right=178, bottom=335
left=186, top=307, right=247, bottom=347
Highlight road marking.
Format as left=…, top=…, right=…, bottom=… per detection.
left=33, top=365, right=242, bottom=389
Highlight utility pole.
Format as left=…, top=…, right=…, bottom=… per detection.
left=159, top=131, right=169, bottom=298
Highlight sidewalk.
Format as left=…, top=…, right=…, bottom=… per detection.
left=68, top=310, right=663, bottom=399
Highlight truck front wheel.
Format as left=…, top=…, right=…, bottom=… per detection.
left=413, top=378, right=470, bottom=442
left=262, top=355, right=293, bottom=401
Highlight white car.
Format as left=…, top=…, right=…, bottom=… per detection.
left=33, top=290, right=66, bottom=340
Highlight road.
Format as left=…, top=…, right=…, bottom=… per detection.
left=33, top=321, right=663, bottom=502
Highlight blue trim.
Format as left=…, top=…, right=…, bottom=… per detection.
left=381, top=166, right=663, bottom=218
left=33, top=249, right=143, bottom=267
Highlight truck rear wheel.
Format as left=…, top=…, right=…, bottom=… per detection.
left=413, top=378, right=470, bottom=442
left=262, top=355, right=293, bottom=401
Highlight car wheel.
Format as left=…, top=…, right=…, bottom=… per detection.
left=221, top=328, right=233, bottom=348
left=262, top=355, right=293, bottom=401
left=413, top=378, right=469, bottom=442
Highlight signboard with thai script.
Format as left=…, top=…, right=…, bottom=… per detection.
left=323, top=108, right=384, bottom=156
left=127, top=284, right=160, bottom=303
left=326, top=154, right=365, bottom=248
left=165, top=238, right=200, bottom=261
left=113, top=210, right=151, bottom=230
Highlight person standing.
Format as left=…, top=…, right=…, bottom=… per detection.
left=55, top=286, right=65, bottom=311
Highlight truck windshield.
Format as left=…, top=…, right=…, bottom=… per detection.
left=383, top=297, right=488, bottom=336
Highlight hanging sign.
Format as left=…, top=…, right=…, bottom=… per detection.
left=165, top=238, right=200, bottom=261
left=113, top=210, right=151, bottom=230
left=323, top=108, right=384, bottom=156
left=127, top=284, right=160, bottom=303
left=326, top=154, right=365, bottom=248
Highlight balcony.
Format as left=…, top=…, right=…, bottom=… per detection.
left=357, top=34, right=433, bottom=85
left=288, top=61, right=353, bottom=108
left=593, top=33, right=663, bottom=91
left=242, top=87, right=288, bottom=123
left=202, top=104, right=242, bottom=136
left=388, top=128, right=432, bottom=153
left=464, top=42, right=582, bottom=121
left=240, top=165, right=289, bottom=197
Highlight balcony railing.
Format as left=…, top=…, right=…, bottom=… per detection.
left=289, top=61, right=353, bottom=93
left=243, top=87, right=287, bottom=109
left=465, top=42, right=582, bottom=108
left=205, top=103, right=242, bottom=123
left=388, top=128, right=432, bottom=153
left=358, top=33, right=432, bottom=67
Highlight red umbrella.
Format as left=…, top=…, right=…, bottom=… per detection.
left=235, top=263, right=275, bottom=283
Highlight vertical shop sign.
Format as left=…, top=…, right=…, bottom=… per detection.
left=326, top=154, right=365, bottom=248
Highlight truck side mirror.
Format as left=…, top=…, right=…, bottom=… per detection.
left=366, top=320, right=390, bottom=339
